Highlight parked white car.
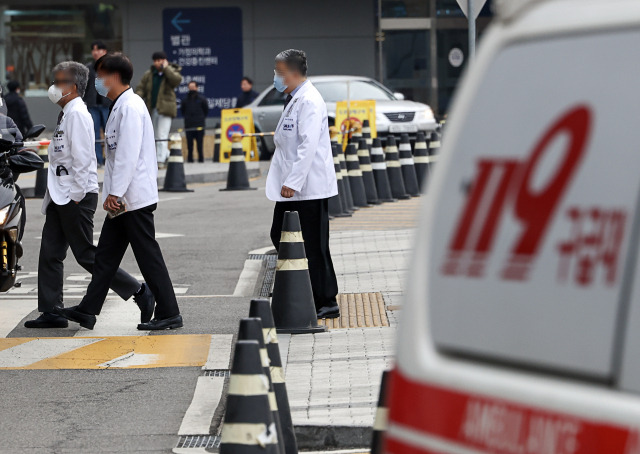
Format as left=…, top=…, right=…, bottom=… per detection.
left=246, top=75, right=437, bottom=156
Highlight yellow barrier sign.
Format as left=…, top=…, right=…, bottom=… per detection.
left=219, top=108, right=259, bottom=162
left=335, top=100, right=377, bottom=149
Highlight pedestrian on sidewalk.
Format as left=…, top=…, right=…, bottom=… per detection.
left=135, top=51, right=182, bottom=167
left=4, top=80, right=32, bottom=137
left=56, top=53, right=183, bottom=331
left=83, top=40, right=110, bottom=166
left=25, top=61, right=155, bottom=329
left=266, top=49, right=340, bottom=319
left=236, top=76, right=258, bottom=108
left=181, top=80, right=208, bottom=163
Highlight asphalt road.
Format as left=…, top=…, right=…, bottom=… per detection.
left=0, top=169, right=275, bottom=453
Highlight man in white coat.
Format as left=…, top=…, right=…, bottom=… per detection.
left=56, top=53, right=182, bottom=330
left=267, top=49, right=340, bottom=319
left=25, top=61, right=154, bottom=329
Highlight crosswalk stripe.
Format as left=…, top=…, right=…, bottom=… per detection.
left=75, top=297, right=145, bottom=338
left=0, top=338, right=101, bottom=368
left=0, top=299, right=36, bottom=337
left=178, top=376, right=225, bottom=435
left=0, top=335, right=211, bottom=369
left=203, top=334, right=233, bottom=370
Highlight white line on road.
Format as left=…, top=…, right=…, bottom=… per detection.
left=74, top=297, right=145, bottom=338
left=178, top=375, right=225, bottom=436
left=232, top=259, right=263, bottom=296
left=203, top=334, right=233, bottom=370
left=0, top=299, right=36, bottom=338
left=0, top=338, right=101, bottom=368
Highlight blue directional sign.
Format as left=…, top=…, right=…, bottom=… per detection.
left=163, top=7, right=243, bottom=118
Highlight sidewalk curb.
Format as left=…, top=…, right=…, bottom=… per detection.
left=295, top=425, right=372, bottom=451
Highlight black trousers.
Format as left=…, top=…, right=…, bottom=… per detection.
left=186, top=130, right=204, bottom=162
left=270, top=198, right=339, bottom=310
left=78, top=203, right=180, bottom=319
left=37, top=193, right=140, bottom=313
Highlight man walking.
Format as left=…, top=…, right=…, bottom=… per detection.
left=5, top=81, right=33, bottom=137
left=267, top=49, right=340, bottom=319
left=135, top=51, right=182, bottom=167
left=25, top=61, right=154, bottom=329
left=181, top=80, right=209, bottom=163
left=83, top=41, right=110, bottom=166
left=57, top=53, right=182, bottom=331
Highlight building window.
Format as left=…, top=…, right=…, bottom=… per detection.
left=381, top=0, right=430, bottom=18
left=3, top=4, right=122, bottom=96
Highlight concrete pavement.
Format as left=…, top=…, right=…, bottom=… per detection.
left=0, top=166, right=420, bottom=453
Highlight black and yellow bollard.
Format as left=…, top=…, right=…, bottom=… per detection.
left=399, top=134, right=420, bottom=197
left=219, top=340, right=280, bottom=453
left=162, top=133, right=193, bottom=192
left=33, top=139, right=50, bottom=198
left=345, top=143, right=370, bottom=208
left=221, top=133, right=256, bottom=191
left=271, top=211, right=326, bottom=334
left=331, top=144, right=352, bottom=217
left=370, top=138, right=395, bottom=203
left=212, top=123, right=221, bottom=162
left=429, top=131, right=441, bottom=174
left=384, top=136, right=410, bottom=200
left=249, top=298, right=299, bottom=454
left=238, top=318, right=286, bottom=454
left=337, top=143, right=357, bottom=212
left=413, top=132, right=429, bottom=190
left=357, top=138, right=380, bottom=205
left=362, top=119, right=373, bottom=149
left=370, top=370, right=390, bottom=454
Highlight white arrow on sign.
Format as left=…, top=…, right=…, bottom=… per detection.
left=456, top=0, right=488, bottom=19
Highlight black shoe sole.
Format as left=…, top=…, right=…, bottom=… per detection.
left=318, top=312, right=340, bottom=319
left=24, top=322, right=69, bottom=329
left=137, top=321, right=183, bottom=331
left=57, top=311, right=96, bottom=330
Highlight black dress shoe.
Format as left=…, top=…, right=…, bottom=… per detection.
left=24, top=312, right=68, bottom=329
left=133, top=283, right=154, bottom=323
left=54, top=306, right=96, bottom=330
left=317, top=306, right=340, bottom=319
left=137, top=314, right=183, bottom=331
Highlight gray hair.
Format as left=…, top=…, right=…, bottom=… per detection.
left=275, top=49, right=308, bottom=76
left=52, top=61, right=89, bottom=97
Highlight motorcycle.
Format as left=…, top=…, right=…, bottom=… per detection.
left=0, top=123, right=46, bottom=291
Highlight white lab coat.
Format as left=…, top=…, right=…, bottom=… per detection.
left=103, top=89, right=159, bottom=212
left=266, top=81, right=338, bottom=201
left=42, top=97, right=99, bottom=214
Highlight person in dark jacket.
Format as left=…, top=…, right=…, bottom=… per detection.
left=83, top=40, right=110, bottom=166
left=181, top=81, right=209, bottom=163
left=236, top=76, right=259, bottom=108
left=5, top=81, right=32, bottom=136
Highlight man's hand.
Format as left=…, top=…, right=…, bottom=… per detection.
left=281, top=185, right=295, bottom=198
left=162, top=59, right=169, bottom=69
left=104, top=194, right=120, bottom=212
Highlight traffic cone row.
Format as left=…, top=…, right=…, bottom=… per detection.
left=329, top=144, right=352, bottom=218
left=219, top=298, right=301, bottom=454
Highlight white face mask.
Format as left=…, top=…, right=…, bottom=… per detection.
left=47, top=84, right=71, bottom=104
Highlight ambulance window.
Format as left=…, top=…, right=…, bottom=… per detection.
left=259, top=88, right=287, bottom=106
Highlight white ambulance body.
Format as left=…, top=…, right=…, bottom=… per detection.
left=386, top=1, right=640, bottom=453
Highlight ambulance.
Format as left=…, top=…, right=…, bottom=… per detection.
left=385, top=0, right=640, bottom=452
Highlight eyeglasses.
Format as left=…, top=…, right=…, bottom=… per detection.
left=51, top=79, right=74, bottom=86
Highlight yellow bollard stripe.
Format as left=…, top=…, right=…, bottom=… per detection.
left=357, top=151, right=370, bottom=157
left=346, top=155, right=359, bottom=162
left=348, top=170, right=363, bottom=177
left=229, top=155, right=245, bottom=162
left=360, top=164, right=373, bottom=172
left=43, top=163, right=49, bottom=169
left=399, top=158, right=415, bottom=165
left=276, top=258, right=308, bottom=271
left=262, top=328, right=277, bottom=344
left=373, top=407, right=389, bottom=431
left=168, top=156, right=184, bottom=163
left=269, top=391, right=278, bottom=410
left=430, top=141, right=441, bottom=148
left=386, top=161, right=401, bottom=168
left=221, top=422, right=278, bottom=446
left=414, top=156, right=429, bottom=164
left=228, top=374, right=269, bottom=396
left=414, top=143, right=427, bottom=149
left=280, top=231, right=303, bottom=243
left=260, top=348, right=271, bottom=367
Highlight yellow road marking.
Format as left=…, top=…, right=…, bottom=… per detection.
left=0, top=334, right=211, bottom=370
